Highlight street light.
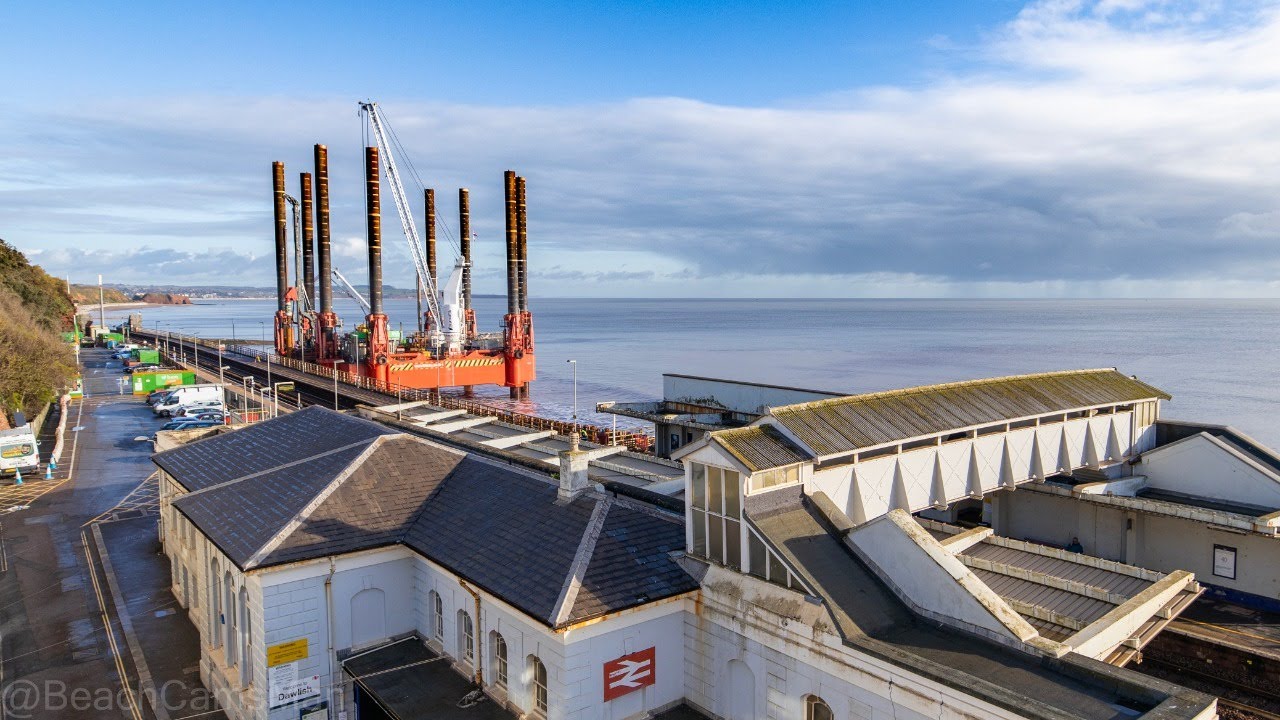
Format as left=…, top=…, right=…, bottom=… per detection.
left=258, top=321, right=272, bottom=399
left=240, top=376, right=254, bottom=421
left=567, top=359, right=578, bottom=451
left=272, top=381, right=292, bottom=417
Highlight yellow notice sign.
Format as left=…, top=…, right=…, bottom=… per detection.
left=267, top=638, right=309, bottom=667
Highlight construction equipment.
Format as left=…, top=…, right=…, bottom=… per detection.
left=332, top=268, right=371, bottom=314
left=265, top=100, right=536, bottom=396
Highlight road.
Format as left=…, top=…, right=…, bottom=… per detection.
left=0, top=347, right=194, bottom=719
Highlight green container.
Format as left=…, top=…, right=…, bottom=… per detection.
left=60, top=332, right=78, bottom=343
left=132, top=370, right=196, bottom=395
left=131, top=348, right=160, bottom=364
left=102, top=332, right=125, bottom=343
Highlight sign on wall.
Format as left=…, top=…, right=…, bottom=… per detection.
left=269, top=662, right=321, bottom=709
left=1213, top=544, right=1237, bottom=580
left=603, top=647, right=656, bottom=701
left=268, top=638, right=310, bottom=667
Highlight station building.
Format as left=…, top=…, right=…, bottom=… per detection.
left=154, top=371, right=1222, bottom=720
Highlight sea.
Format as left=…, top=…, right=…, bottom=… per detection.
left=99, top=297, right=1280, bottom=448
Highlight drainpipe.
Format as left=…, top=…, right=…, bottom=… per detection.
left=459, top=580, right=484, bottom=686
left=325, top=559, right=340, bottom=713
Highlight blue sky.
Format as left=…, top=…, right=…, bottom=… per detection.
left=5, top=2, right=1017, bottom=105
left=4, top=1, right=1280, bottom=297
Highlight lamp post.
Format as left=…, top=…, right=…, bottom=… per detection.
left=567, top=359, right=578, bottom=451
left=241, top=376, right=253, bottom=421
left=272, top=382, right=290, bottom=417
left=259, top=321, right=271, bottom=402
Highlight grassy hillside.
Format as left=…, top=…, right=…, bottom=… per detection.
left=0, top=240, right=77, bottom=428
left=70, top=284, right=130, bottom=304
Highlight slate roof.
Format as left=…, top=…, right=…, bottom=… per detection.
left=153, top=405, right=394, bottom=491
left=769, top=368, right=1170, bottom=458
left=712, top=425, right=809, bottom=472
left=159, top=407, right=695, bottom=628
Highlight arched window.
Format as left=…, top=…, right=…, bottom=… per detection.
left=529, top=656, right=548, bottom=716
left=804, top=695, right=833, bottom=720
left=491, top=632, right=508, bottom=688
left=458, top=610, right=474, bottom=663
left=239, top=586, right=251, bottom=687
left=209, top=561, right=222, bottom=649
left=430, top=591, right=444, bottom=642
left=224, top=573, right=237, bottom=667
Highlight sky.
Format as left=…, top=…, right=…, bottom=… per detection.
left=3, top=0, right=1280, bottom=298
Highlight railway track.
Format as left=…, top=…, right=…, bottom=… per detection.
left=1140, top=656, right=1280, bottom=720
left=130, top=330, right=395, bottom=413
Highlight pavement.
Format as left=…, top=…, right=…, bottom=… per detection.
left=0, top=347, right=222, bottom=719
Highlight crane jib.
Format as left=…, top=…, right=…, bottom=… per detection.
left=359, top=102, right=460, bottom=349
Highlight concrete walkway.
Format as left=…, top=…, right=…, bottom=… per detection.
left=96, top=516, right=226, bottom=720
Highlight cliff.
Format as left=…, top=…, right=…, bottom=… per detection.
left=135, top=292, right=192, bottom=305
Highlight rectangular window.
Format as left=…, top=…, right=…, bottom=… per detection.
left=691, top=509, right=707, bottom=556
left=708, top=467, right=724, bottom=515
left=767, top=551, right=784, bottom=586
left=724, top=470, right=741, bottom=517
left=858, top=446, right=897, bottom=462
left=691, top=463, right=706, bottom=509
left=725, top=519, right=741, bottom=569
left=901, top=437, right=936, bottom=452
left=708, top=516, right=724, bottom=563
left=748, top=531, right=767, bottom=578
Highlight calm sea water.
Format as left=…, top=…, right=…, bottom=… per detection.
left=101, top=298, right=1280, bottom=447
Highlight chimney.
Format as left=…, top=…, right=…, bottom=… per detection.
left=516, top=176, right=528, bottom=312
left=459, top=188, right=471, bottom=310
left=424, top=188, right=437, bottom=284
left=558, top=450, right=591, bottom=501
left=272, top=161, right=288, bottom=313
left=365, top=146, right=383, bottom=316
left=314, top=144, right=333, bottom=314
left=300, top=172, right=315, bottom=304
left=504, top=170, right=518, bottom=315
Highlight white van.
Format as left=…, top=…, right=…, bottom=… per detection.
left=154, top=385, right=224, bottom=417
left=0, top=413, right=39, bottom=481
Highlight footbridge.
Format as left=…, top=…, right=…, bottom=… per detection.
left=675, top=369, right=1170, bottom=526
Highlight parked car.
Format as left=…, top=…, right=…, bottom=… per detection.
left=153, top=385, right=224, bottom=417
left=174, top=401, right=225, bottom=418
left=158, top=419, right=222, bottom=432
left=191, top=411, right=229, bottom=422
left=124, top=363, right=161, bottom=374
left=147, top=389, right=174, bottom=406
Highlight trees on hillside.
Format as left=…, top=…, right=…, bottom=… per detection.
left=0, top=239, right=76, bottom=428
